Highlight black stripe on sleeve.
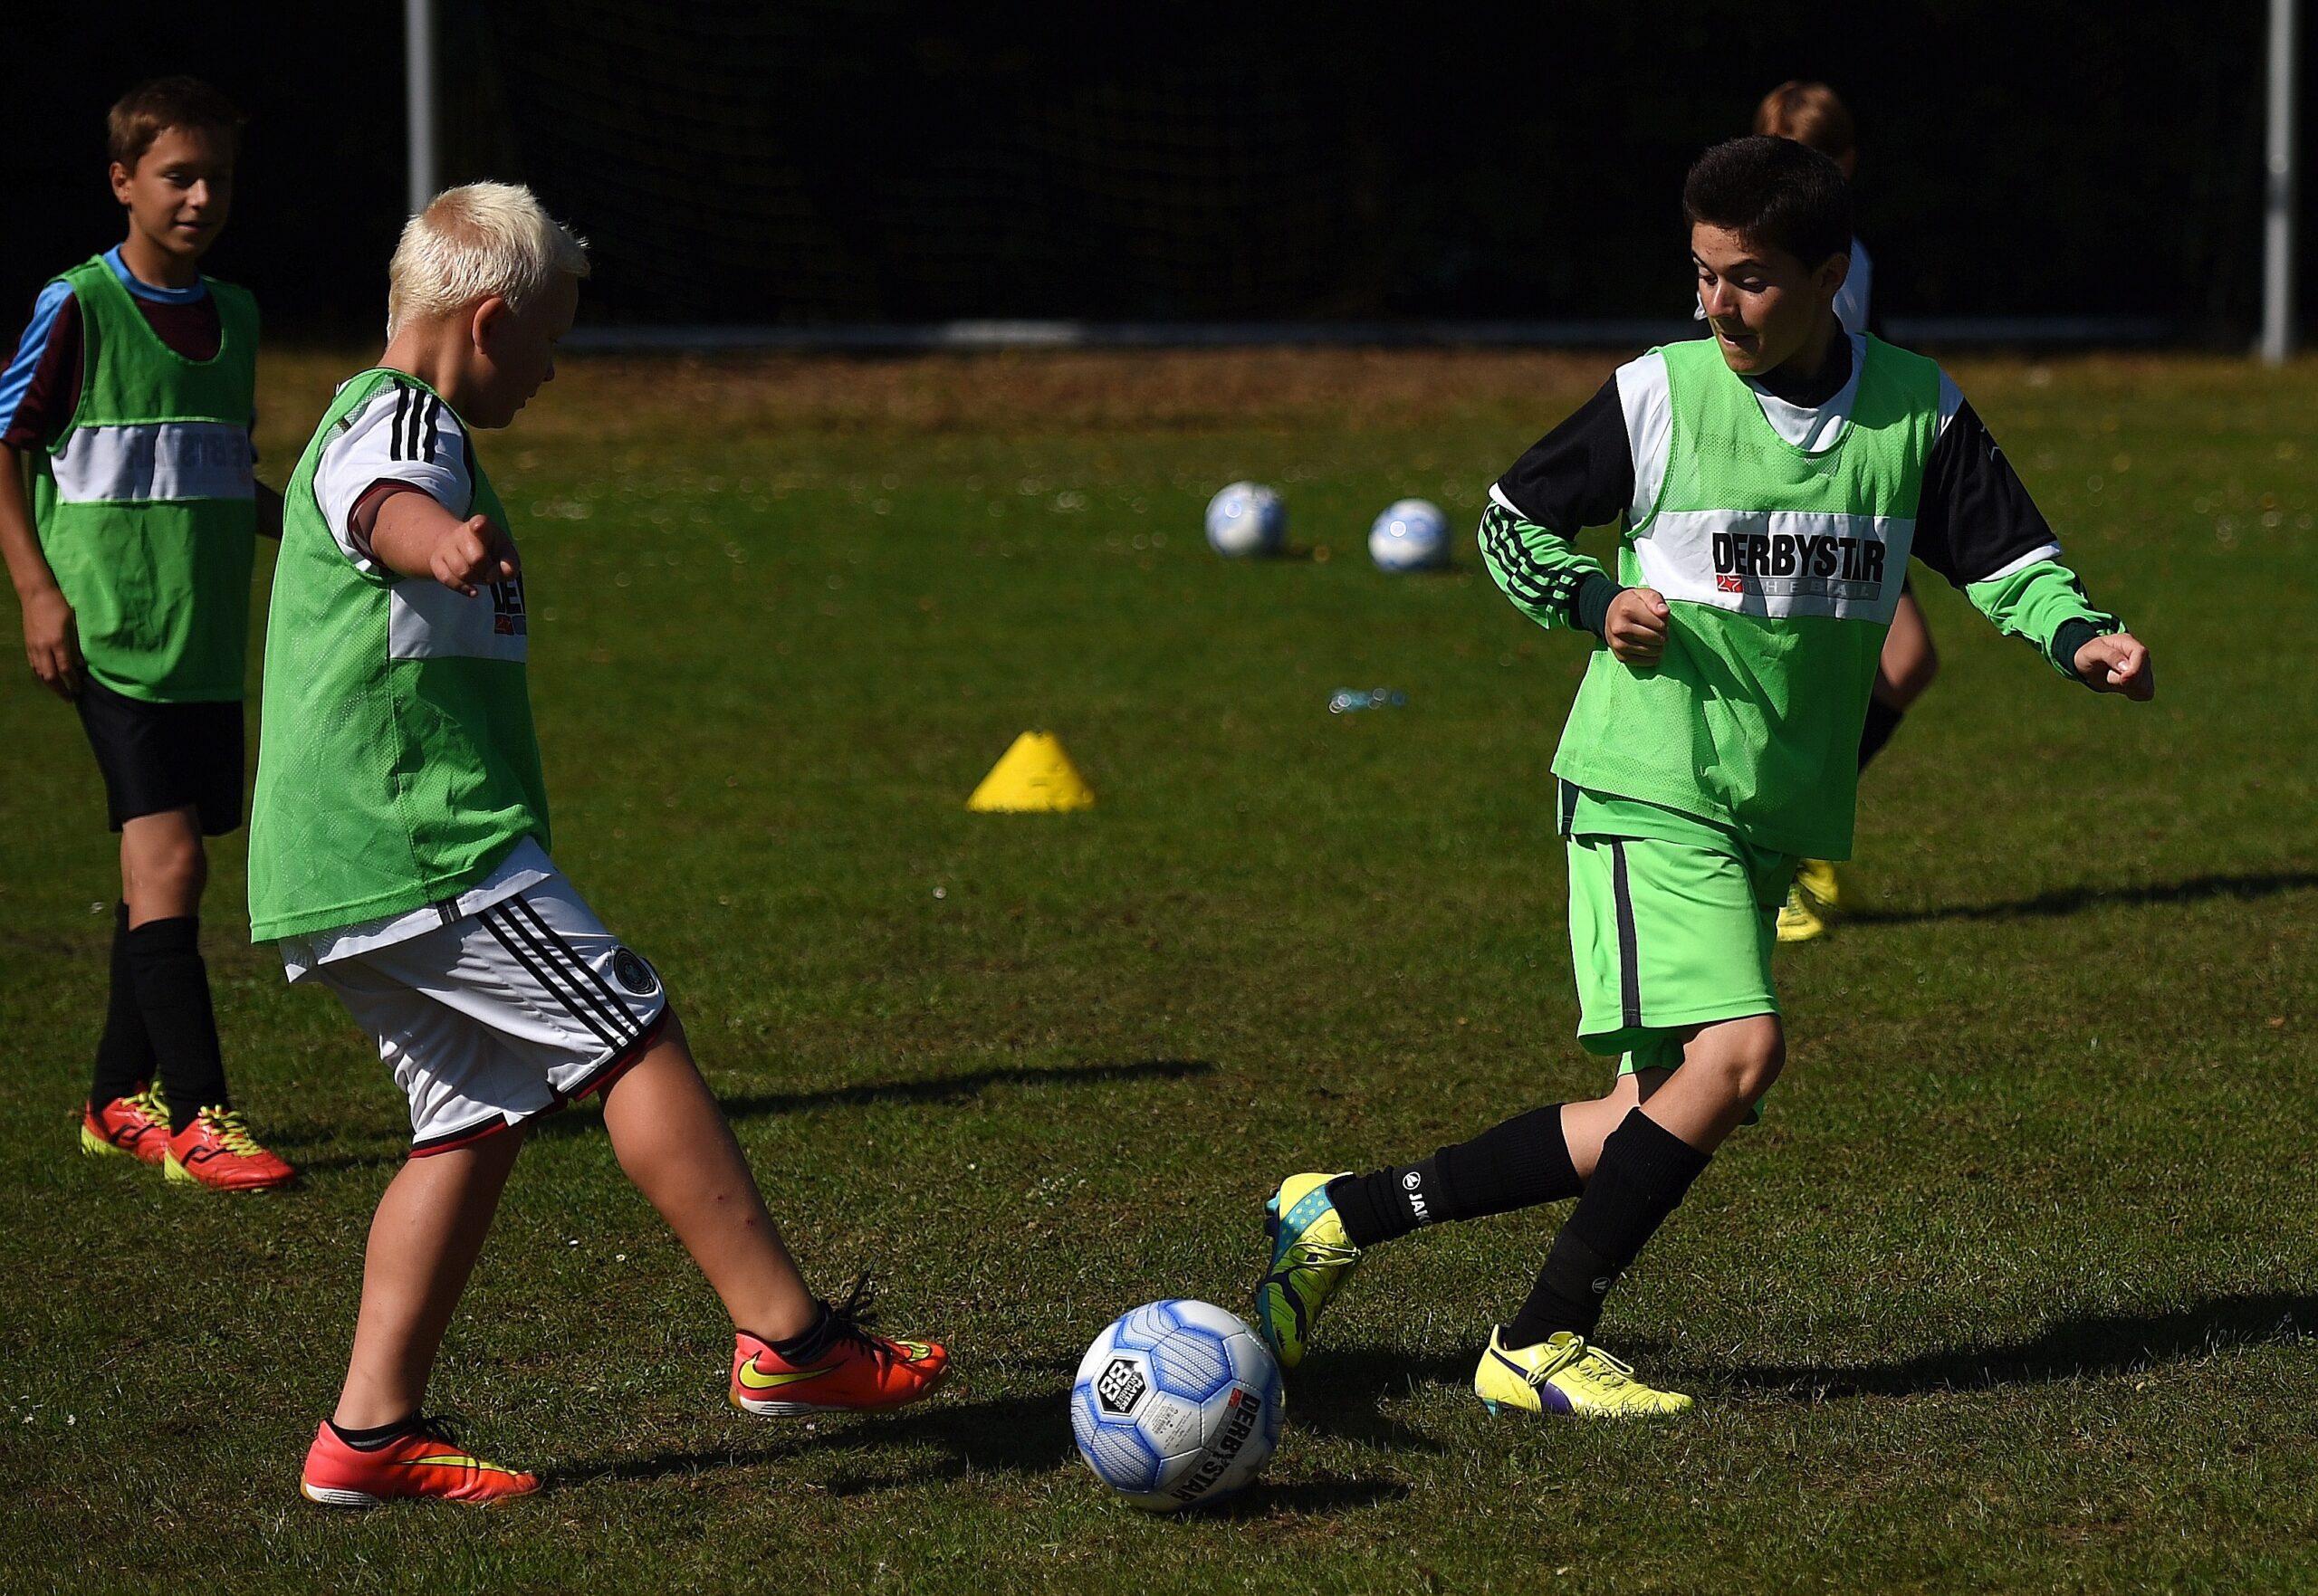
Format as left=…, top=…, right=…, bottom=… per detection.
left=1480, top=502, right=1578, bottom=616
left=389, top=382, right=410, bottom=462
left=423, top=397, right=441, bottom=464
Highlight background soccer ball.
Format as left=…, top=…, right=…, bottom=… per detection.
left=1204, top=482, right=1287, bottom=558
left=1368, top=497, right=1451, bottom=571
left=1070, top=1299, right=1284, bottom=1512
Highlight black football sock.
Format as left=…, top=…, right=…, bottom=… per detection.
left=125, top=916, right=231, bottom=1133
left=328, top=1417, right=422, bottom=1450
left=1506, top=1109, right=1711, bottom=1347
left=89, top=902, right=155, bottom=1107
left=1857, top=697, right=1905, bottom=772
left=1327, top=1106, right=1581, bottom=1248
left=765, top=1302, right=835, bottom=1363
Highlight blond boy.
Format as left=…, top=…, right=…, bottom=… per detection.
left=253, top=185, right=947, bottom=1506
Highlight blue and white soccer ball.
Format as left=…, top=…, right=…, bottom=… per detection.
left=1204, top=482, right=1287, bottom=558
left=1070, top=1299, right=1284, bottom=1512
left=1368, top=497, right=1451, bottom=571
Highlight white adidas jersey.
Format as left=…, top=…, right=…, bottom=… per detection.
left=312, top=377, right=528, bottom=668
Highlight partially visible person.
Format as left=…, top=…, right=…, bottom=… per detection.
left=0, top=76, right=294, bottom=1190
left=1752, top=80, right=1937, bottom=942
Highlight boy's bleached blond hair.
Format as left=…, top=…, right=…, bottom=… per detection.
left=387, top=182, right=589, bottom=339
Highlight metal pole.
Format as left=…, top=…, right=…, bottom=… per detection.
left=2262, top=0, right=2298, bottom=364
left=406, top=0, right=437, bottom=218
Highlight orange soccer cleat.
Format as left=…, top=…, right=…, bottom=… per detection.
left=81, top=1085, right=171, bottom=1165
left=164, top=1106, right=296, bottom=1191
left=730, top=1278, right=950, bottom=1418
left=300, top=1417, right=540, bottom=1508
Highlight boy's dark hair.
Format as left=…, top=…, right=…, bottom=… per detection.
left=1683, top=136, right=1852, bottom=268
left=107, top=76, right=245, bottom=170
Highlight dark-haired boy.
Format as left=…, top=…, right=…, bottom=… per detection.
left=1257, top=136, right=2152, bottom=1415
left=0, top=77, right=293, bottom=1189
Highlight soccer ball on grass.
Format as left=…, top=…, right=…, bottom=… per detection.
left=1070, top=1299, right=1283, bottom=1511
left=1204, top=482, right=1287, bottom=558
left=1368, top=497, right=1451, bottom=571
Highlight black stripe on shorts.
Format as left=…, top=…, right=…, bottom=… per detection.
left=1607, top=838, right=1643, bottom=1028
left=480, top=903, right=636, bottom=1053
left=504, top=895, right=638, bottom=1028
left=496, top=898, right=640, bottom=1048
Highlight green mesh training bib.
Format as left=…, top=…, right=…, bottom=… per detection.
left=1551, top=335, right=1944, bottom=859
left=248, top=369, right=548, bottom=941
left=28, top=257, right=258, bottom=702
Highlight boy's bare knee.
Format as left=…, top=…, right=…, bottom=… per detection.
left=122, top=816, right=206, bottom=909
left=1696, top=1023, right=1784, bottom=1104
left=1733, top=1030, right=1786, bottom=1101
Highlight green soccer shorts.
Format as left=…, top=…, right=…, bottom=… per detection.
left=1563, top=801, right=1795, bottom=1075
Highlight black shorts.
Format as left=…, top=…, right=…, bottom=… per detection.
left=74, top=679, right=245, bottom=836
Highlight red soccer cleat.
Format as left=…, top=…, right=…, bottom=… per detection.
left=300, top=1418, right=540, bottom=1508
left=164, top=1107, right=296, bottom=1191
left=81, top=1085, right=170, bottom=1165
left=730, top=1279, right=950, bottom=1417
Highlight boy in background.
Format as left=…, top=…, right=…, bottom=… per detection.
left=1258, top=137, right=2152, bottom=1417
left=0, top=77, right=293, bottom=1190
left=255, top=185, right=948, bottom=1506
left=1748, top=81, right=1942, bottom=942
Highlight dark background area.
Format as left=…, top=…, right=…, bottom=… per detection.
left=2, top=2, right=2299, bottom=339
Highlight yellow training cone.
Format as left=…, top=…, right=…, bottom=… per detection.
left=966, top=731, right=1096, bottom=812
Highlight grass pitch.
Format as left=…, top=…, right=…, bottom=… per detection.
left=2, top=348, right=2313, bottom=1593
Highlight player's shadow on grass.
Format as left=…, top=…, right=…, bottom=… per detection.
left=1702, top=1291, right=2318, bottom=1401
left=715, top=1056, right=1217, bottom=1123
left=1846, top=868, right=2318, bottom=928
left=1269, top=1345, right=1488, bottom=1455
left=524, top=1056, right=1217, bottom=1143
left=558, top=1388, right=1077, bottom=1494
left=1203, top=1476, right=1413, bottom=1516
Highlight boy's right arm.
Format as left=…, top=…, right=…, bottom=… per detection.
left=1480, top=365, right=1672, bottom=665
left=314, top=381, right=512, bottom=595
left=0, top=443, right=78, bottom=698
left=366, top=489, right=519, bottom=595
left=0, top=282, right=81, bottom=697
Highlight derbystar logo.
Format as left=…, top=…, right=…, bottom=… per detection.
left=1097, top=1357, right=1147, bottom=1417
left=1169, top=1387, right=1261, bottom=1500
left=490, top=578, right=528, bottom=637
left=1711, top=530, right=1888, bottom=594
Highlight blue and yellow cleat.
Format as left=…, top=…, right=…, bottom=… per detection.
left=1254, top=1171, right=1361, bottom=1371
left=1472, top=1324, right=1692, bottom=1418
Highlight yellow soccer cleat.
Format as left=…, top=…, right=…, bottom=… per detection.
left=1776, top=880, right=1829, bottom=943
left=1254, top=1171, right=1361, bottom=1371
left=1472, top=1325, right=1692, bottom=1418
left=1794, top=857, right=1843, bottom=913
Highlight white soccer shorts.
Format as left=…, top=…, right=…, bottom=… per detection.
left=311, top=874, right=670, bottom=1154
